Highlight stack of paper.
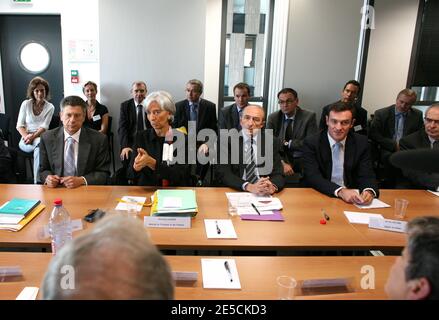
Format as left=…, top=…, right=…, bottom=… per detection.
left=201, top=259, right=241, bottom=289
left=225, top=192, right=283, bottom=215
left=150, top=189, right=198, bottom=217
left=0, top=204, right=46, bottom=232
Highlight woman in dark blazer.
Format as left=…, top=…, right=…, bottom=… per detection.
left=128, top=91, right=190, bottom=186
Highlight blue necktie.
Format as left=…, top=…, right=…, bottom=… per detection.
left=64, top=137, right=76, bottom=177
left=395, top=112, right=405, bottom=142
left=331, top=142, right=344, bottom=186
left=190, top=103, right=198, bottom=122
left=244, top=138, right=258, bottom=184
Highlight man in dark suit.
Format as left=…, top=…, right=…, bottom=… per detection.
left=40, top=96, right=110, bottom=188
left=218, top=82, right=250, bottom=130
left=173, top=79, right=217, bottom=184
left=216, top=105, right=285, bottom=195
left=303, top=102, right=378, bottom=204
left=118, top=81, right=151, bottom=165
left=267, top=88, right=318, bottom=179
left=369, top=88, right=423, bottom=186
left=319, top=80, right=368, bottom=135
left=399, top=104, right=439, bottom=190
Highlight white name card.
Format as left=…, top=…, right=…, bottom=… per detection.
left=144, top=216, right=191, bottom=229
left=369, top=217, right=407, bottom=233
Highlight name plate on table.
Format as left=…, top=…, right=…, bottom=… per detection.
left=144, top=216, right=191, bottom=229
left=369, top=217, right=407, bottom=233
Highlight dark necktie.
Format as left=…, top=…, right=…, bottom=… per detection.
left=245, top=138, right=258, bottom=184
left=433, top=141, right=439, bottom=149
left=137, top=104, right=144, bottom=131
left=237, top=109, right=243, bottom=131
left=284, top=118, right=293, bottom=142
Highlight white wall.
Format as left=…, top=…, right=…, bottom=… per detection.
left=99, top=0, right=207, bottom=160
left=0, top=0, right=100, bottom=112
left=362, top=0, right=418, bottom=113
left=283, top=0, right=364, bottom=118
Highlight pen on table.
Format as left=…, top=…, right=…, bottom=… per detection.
left=251, top=203, right=261, bottom=215
left=321, top=209, right=330, bottom=221
left=224, top=261, right=233, bottom=282
left=215, top=220, right=221, bottom=234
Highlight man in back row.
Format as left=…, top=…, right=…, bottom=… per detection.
left=218, top=82, right=251, bottom=130
left=39, top=96, right=110, bottom=188
left=319, top=80, right=368, bottom=135
left=303, top=101, right=378, bottom=204
left=267, top=88, right=318, bottom=179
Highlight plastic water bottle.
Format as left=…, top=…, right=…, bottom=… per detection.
left=49, top=198, right=72, bottom=255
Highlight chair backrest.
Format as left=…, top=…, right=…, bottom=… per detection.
left=0, top=113, right=11, bottom=145
left=49, top=115, right=60, bottom=130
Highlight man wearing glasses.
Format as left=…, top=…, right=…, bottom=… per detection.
left=267, top=88, right=318, bottom=179
left=302, top=101, right=378, bottom=204
left=216, top=105, right=285, bottom=195
left=399, top=104, right=439, bottom=190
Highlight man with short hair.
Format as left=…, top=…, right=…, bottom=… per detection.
left=218, top=82, right=251, bottom=130
left=118, top=81, right=151, bottom=164
left=267, top=88, right=318, bottom=178
left=42, top=214, right=174, bottom=300
left=39, top=95, right=110, bottom=188
left=399, top=104, right=439, bottom=190
left=369, top=88, right=423, bottom=187
left=385, top=216, right=439, bottom=300
left=217, top=105, right=284, bottom=195
left=319, top=80, right=368, bottom=135
left=173, top=79, right=217, bottom=184
left=303, top=102, right=378, bottom=204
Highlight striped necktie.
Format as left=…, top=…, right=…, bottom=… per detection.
left=64, top=137, right=76, bottom=177
left=244, top=137, right=258, bottom=184
left=331, top=142, right=344, bottom=186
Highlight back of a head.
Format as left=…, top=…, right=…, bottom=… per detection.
left=42, top=214, right=174, bottom=300
left=406, top=216, right=439, bottom=300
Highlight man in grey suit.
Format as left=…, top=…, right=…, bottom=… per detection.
left=267, top=88, right=318, bottom=179
left=399, top=104, right=439, bottom=190
left=40, top=95, right=110, bottom=188
left=218, top=82, right=250, bottom=130
left=369, top=88, right=424, bottom=186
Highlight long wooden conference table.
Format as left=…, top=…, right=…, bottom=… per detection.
left=0, top=184, right=438, bottom=251
left=0, top=252, right=394, bottom=300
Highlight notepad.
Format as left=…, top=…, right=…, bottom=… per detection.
left=344, top=211, right=384, bottom=224
left=354, top=198, right=391, bottom=209
left=204, top=219, right=237, bottom=239
left=201, top=259, right=241, bottom=289
left=16, top=287, right=39, bottom=300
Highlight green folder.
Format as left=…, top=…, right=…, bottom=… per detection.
left=0, top=198, right=41, bottom=216
left=157, top=190, right=197, bottom=211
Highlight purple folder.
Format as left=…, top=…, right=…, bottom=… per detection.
left=240, top=210, right=284, bottom=221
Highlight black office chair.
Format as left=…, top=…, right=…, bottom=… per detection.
left=107, top=115, right=115, bottom=174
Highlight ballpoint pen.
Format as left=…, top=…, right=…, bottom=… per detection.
left=224, top=261, right=233, bottom=282
left=251, top=203, right=261, bottom=215
left=322, top=209, right=330, bottom=221
left=215, top=220, right=221, bottom=234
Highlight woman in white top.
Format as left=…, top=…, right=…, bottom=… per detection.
left=16, top=77, right=55, bottom=184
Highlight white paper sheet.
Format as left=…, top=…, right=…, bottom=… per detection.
left=114, top=196, right=146, bottom=212
left=204, top=219, right=237, bottom=239
left=344, top=211, right=384, bottom=224
left=201, top=259, right=241, bottom=289
left=162, top=197, right=182, bottom=208
left=16, top=287, right=39, bottom=300
left=428, top=190, right=439, bottom=197
left=354, top=198, right=391, bottom=209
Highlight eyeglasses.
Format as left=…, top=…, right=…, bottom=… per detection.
left=278, top=100, right=295, bottom=106
left=425, top=117, right=439, bottom=125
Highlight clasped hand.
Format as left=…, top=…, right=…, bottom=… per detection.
left=246, top=177, right=276, bottom=196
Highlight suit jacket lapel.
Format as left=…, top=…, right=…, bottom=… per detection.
left=197, top=99, right=206, bottom=131
left=238, top=134, right=245, bottom=177
left=77, top=129, right=91, bottom=176
left=276, top=111, right=284, bottom=137
left=320, top=132, right=332, bottom=179
left=54, top=128, right=64, bottom=176
left=232, top=105, right=239, bottom=129
left=389, top=106, right=396, bottom=136
left=292, top=108, right=302, bottom=139
left=344, top=134, right=355, bottom=185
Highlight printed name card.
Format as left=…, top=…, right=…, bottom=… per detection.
left=144, top=216, right=191, bottom=229
left=172, top=271, right=198, bottom=282
left=369, top=217, right=407, bottom=233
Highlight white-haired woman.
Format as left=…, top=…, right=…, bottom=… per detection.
left=128, top=91, right=190, bottom=186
